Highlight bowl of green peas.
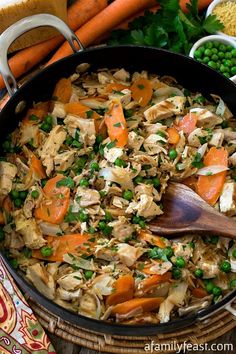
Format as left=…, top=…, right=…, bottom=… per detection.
left=189, top=35, right=236, bottom=83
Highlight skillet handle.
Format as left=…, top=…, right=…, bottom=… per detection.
left=0, top=14, right=84, bottom=97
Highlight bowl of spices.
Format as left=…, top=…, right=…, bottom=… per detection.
left=189, top=35, right=236, bottom=82
left=206, top=0, right=236, bottom=40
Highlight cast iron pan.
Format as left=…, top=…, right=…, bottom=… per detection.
left=0, top=15, right=236, bottom=336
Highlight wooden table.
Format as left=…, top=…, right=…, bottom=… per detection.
left=46, top=327, right=236, bottom=354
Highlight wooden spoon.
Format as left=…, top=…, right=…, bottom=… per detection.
left=148, top=182, right=236, bottom=239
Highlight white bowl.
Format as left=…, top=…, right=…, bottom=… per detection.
left=189, top=35, right=236, bottom=83
left=206, top=0, right=236, bottom=41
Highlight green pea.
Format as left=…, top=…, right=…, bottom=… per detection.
left=223, top=72, right=231, bottom=78
left=169, top=149, right=178, bottom=160
left=203, top=56, right=210, bottom=64
left=211, top=48, right=218, bottom=54
left=230, top=279, right=236, bottom=289
left=79, top=210, right=89, bottom=222
left=40, top=122, right=51, bottom=132
left=224, top=59, right=232, bottom=67
left=134, top=175, right=143, bottom=184
left=220, top=64, right=226, bottom=73
left=114, top=158, right=127, bottom=167
left=98, top=221, right=106, bottom=230
left=219, top=44, right=227, bottom=52
left=45, top=115, right=53, bottom=124
left=152, top=177, right=160, bottom=188
left=90, top=162, right=99, bottom=171
left=31, top=190, right=39, bottom=199
left=205, top=42, right=213, bottom=49
left=14, top=199, right=22, bottom=208
left=84, top=270, right=94, bottom=280
left=194, top=50, right=202, bottom=59
left=218, top=51, right=224, bottom=59
left=132, top=215, right=141, bottom=224
left=40, top=246, right=53, bottom=257
left=10, top=190, right=19, bottom=200
left=96, top=135, right=103, bottom=144
left=204, top=49, right=212, bottom=57
left=172, top=268, right=182, bottom=279
left=212, top=286, right=222, bottom=297
left=231, top=66, right=236, bottom=75
left=232, top=249, right=236, bottom=259
left=226, top=45, right=233, bottom=52
left=80, top=179, right=89, bottom=187
left=213, top=41, right=220, bottom=48
left=164, top=246, right=174, bottom=259
left=208, top=61, right=217, bottom=69
left=211, top=54, right=218, bottom=61
left=123, top=190, right=133, bottom=201
left=220, top=260, right=231, bottom=273
left=231, top=49, right=236, bottom=58
left=105, top=211, right=113, bottom=222
left=19, top=191, right=28, bottom=200
left=0, top=227, right=5, bottom=241
left=205, top=280, right=215, bottom=294
left=225, top=52, right=232, bottom=59
left=175, top=256, right=186, bottom=268
left=194, top=268, right=203, bottom=278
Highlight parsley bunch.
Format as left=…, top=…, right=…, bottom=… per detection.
left=108, top=0, right=223, bottom=55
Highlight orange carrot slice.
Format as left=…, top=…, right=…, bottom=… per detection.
left=111, top=297, right=164, bottom=316
left=196, top=147, right=228, bottom=206
left=34, top=175, right=70, bottom=224
left=137, top=273, right=172, bottom=294
left=23, top=103, right=49, bottom=124
left=32, top=233, right=90, bottom=262
left=104, top=98, right=128, bottom=147
left=176, top=112, right=198, bottom=135
left=0, top=211, right=5, bottom=225
left=30, top=154, right=46, bottom=180
left=106, top=274, right=135, bottom=306
left=192, top=287, right=208, bottom=298
left=138, top=231, right=166, bottom=248
left=105, top=83, right=128, bottom=93
left=130, top=78, right=153, bottom=107
left=167, top=127, right=180, bottom=144
left=53, top=78, right=72, bottom=104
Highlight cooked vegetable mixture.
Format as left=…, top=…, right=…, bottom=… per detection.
left=1, top=64, right=236, bottom=324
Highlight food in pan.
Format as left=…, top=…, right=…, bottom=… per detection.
left=1, top=64, right=236, bottom=324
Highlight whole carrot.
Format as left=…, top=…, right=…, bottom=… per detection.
left=46, top=0, right=158, bottom=66
left=0, top=0, right=108, bottom=90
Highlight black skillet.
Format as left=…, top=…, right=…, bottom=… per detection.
left=0, top=14, right=236, bottom=336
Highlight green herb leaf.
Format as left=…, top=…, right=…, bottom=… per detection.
left=56, top=177, right=75, bottom=190
left=203, top=15, right=224, bottom=34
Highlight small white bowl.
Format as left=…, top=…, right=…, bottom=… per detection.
left=189, top=35, right=236, bottom=83
left=206, top=0, right=236, bottom=41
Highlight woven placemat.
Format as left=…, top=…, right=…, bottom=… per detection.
left=27, top=297, right=236, bottom=354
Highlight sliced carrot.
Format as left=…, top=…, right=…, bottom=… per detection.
left=106, top=274, right=135, bottom=306
left=30, top=154, right=46, bottom=180
left=53, top=78, right=72, bottom=104
left=196, top=147, right=228, bottom=206
left=130, top=78, right=153, bottom=107
left=23, top=105, right=48, bottom=125
left=176, top=112, right=198, bottom=135
left=192, top=287, right=208, bottom=298
left=34, top=175, right=70, bottom=224
left=111, top=297, right=164, bottom=316
left=105, top=83, right=128, bottom=93
left=137, top=273, right=172, bottom=294
left=167, top=127, right=180, bottom=144
left=138, top=231, right=167, bottom=248
left=32, top=233, right=90, bottom=262
left=104, top=98, right=128, bottom=147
